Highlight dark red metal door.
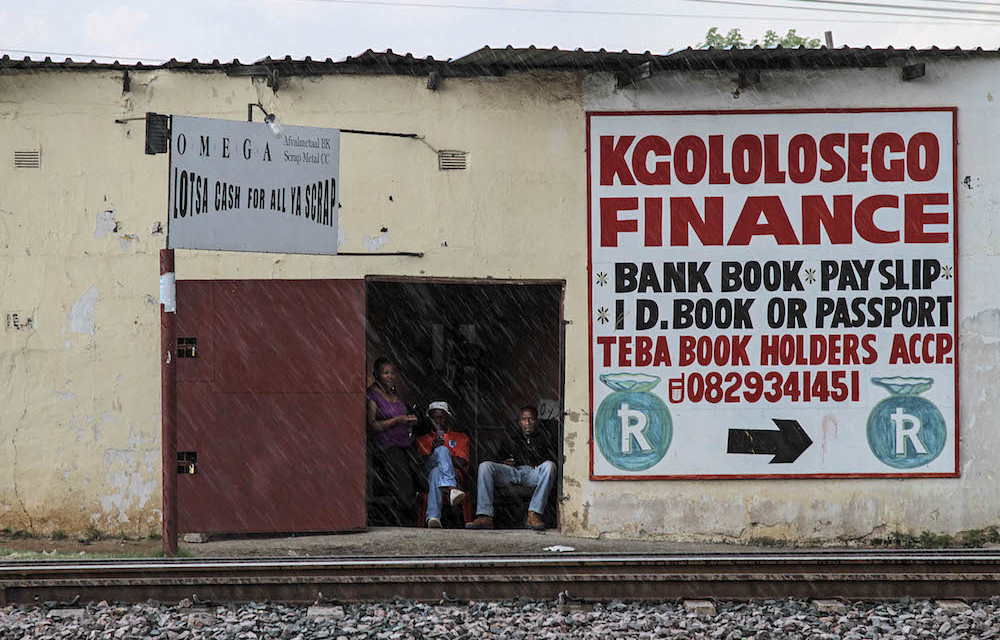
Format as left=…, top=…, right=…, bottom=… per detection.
left=175, top=279, right=366, bottom=534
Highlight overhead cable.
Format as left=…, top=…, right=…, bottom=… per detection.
left=680, top=0, right=1000, bottom=22
left=776, top=0, right=1000, bottom=18
left=0, top=47, right=168, bottom=63
left=241, top=0, right=1000, bottom=24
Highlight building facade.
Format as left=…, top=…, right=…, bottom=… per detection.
left=0, top=47, right=996, bottom=543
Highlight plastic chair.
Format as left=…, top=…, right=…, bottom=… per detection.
left=415, top=479, right=474, bottom=527
left=493, top=479, right=559, bottom=529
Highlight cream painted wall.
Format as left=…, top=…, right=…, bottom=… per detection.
left=0, top=68, right=587, bottom=536
left=578, top=58, right=1000, bottom=543
left=3, top=57, right=997, bottom=543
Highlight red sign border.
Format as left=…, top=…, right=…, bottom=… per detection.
left=586, top=107, right=960, bottom=481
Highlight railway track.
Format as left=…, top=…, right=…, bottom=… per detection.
left=2, top=550, right=1000, bottom=604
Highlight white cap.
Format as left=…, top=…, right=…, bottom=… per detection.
left=426, top=400, right=453, bottom=418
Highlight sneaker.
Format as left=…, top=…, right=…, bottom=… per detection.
left=427, top=517, right=442, bottom=528
left=449, top=488, right=466, bottom=507
left=464, top=515, right=494, bottom=530
left=526, top=511, right=546, bottom=531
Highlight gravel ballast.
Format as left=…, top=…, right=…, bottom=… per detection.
left=2, top=597, right=998, bottom=639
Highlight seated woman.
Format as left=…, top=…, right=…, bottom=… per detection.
left=366, top=356, right=419, bottom=526
left=414, top=401, right=468, bottom=528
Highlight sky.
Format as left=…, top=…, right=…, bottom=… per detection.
left=0, top=0, right=997, bottom=65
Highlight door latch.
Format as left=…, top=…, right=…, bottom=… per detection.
left=177, top=451, right=197, bottom=474
left=177, top=337, right=197, bottom=358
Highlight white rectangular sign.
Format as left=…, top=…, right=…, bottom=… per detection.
left=588, top=108, right=958, bottom=479
left=168, top=115, right=340, bottom=255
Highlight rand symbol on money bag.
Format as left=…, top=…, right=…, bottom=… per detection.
left=866, top=376, right=947, bottom=469
left=595, top=373, right=673, bottom=472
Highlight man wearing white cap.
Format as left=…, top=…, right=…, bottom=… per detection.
left=414, top=401, right=468, bottom=528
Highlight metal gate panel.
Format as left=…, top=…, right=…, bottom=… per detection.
left=176, top=281, right=214, bottom=383
left=213, top=280, right=364, bottom=394
left=176, top=279, right=365, bottom=534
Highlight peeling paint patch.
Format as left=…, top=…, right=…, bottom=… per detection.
left=69, top=286, right=100, bottom=336
left=963, top=308, right=1000, bottom=343
left=363, top=232, right=389, bottom=251
left=52, top=389, right=74, bottom=401
left=95, top=210, right=117, bottom=237
left=99, top=431, right=158, bottom=526
left=119, top=233, right=138, bottom=250
left=69, top=416, right=85, bottom=442
left=963, top=175, right=982, bottom=191
left=564, top=431, right=577, bottom=455
left=740, top=521, right=799, bottom=542
left=70, top=413, right=100, bottom=443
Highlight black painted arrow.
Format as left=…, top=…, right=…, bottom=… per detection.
left=727, top=419, right=813, bottom=464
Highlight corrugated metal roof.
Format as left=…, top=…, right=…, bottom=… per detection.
left=660, top=45, right=999, bottom=70
left=1, top=45, right=998, bottom=76
left=245, top=49, right=448, bottom=76
left=450, top=45, right=656, bottom=70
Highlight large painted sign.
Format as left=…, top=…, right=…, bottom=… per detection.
left=168, top=116, right=340, bottom=255
left=588, top=108, right=958, bottom=479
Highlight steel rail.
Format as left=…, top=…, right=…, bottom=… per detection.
left=2, top=551, right=1000, bottom=604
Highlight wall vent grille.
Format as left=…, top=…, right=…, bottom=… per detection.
left=438, top=150, right=467, bottom=170
left=14, top=150, right=41, bottom=169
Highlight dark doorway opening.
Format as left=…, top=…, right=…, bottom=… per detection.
left=365, top=277, right=565, bottom=529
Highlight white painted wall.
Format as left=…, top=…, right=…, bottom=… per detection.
left=578, top=58, right=1000, bottom=543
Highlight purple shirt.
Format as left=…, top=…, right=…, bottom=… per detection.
left=367, top=386, right=411, bottom=451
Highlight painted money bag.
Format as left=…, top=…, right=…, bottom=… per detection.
left=595, top=373, right=672, bottom=472
left=866, top=377, right=947, bottom=469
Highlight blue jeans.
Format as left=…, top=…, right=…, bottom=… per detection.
left=474, top=460, right=556, bottom=517
left=424, top=445, right=459, bottom=521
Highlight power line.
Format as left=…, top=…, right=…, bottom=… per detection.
left=0, top=47, right=168, bottom=63
left=787, top=0, right=1000, bottom=8
left=4, top=0, right=998, bottom=64
left=680, top=0, right=1000, bottom=22
left=776, top=0, right=1000, bottom=18
left=240, top=0, right=1000, bottom=24
left=914, top=0, right=1000, bottom=6
left=907, top=0, right=1000, bottom=4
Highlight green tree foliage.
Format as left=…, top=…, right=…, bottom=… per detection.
left=699, top=27, right=822, bottom=49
